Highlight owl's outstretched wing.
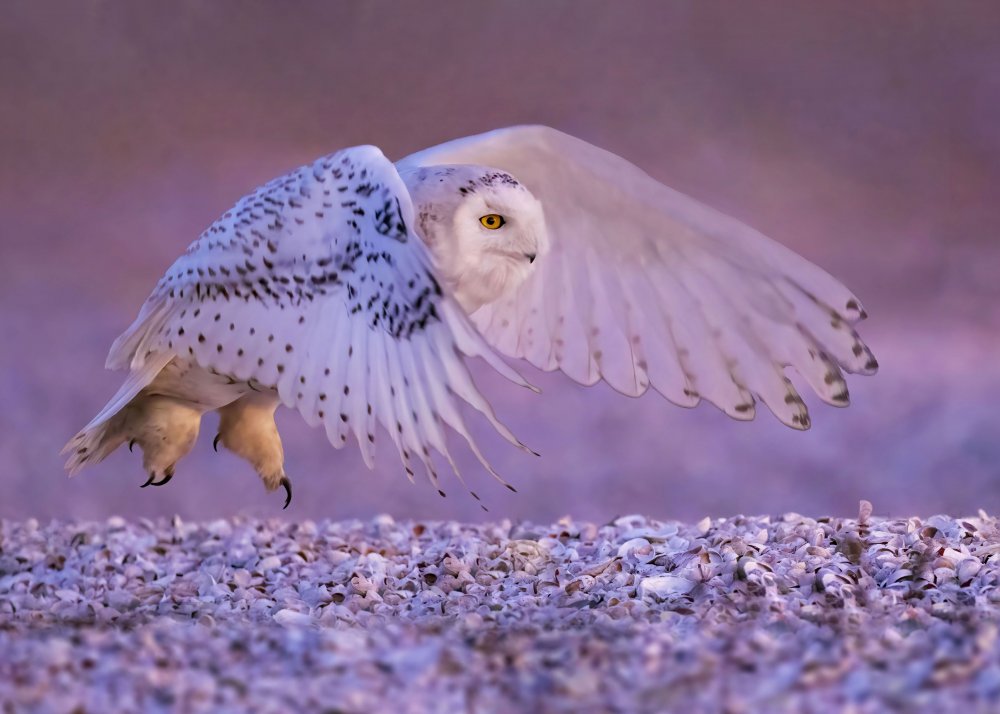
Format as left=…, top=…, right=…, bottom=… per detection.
left=399, top=125, right=877, bottom=429
left=106, top=145, right=534, bottom=491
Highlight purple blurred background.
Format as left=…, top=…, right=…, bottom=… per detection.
left=2, top=2, right=998, bottom=523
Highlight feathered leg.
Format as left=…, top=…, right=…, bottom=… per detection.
left=128, top=396, right=203, bottom=486
left=64, top=367, right=205, bottom=488
left=214, top=392, right=291, bottom=508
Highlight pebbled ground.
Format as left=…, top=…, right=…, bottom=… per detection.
left=2, top=506, right=1000, bottom=713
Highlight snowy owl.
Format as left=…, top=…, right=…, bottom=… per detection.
left=63, top=126, right=877, bottom=508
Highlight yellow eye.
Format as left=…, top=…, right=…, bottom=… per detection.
left=479, top=214, right=505, bottom=230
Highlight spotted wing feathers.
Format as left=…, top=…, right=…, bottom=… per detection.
left=107, top=146, right=533, bottom=490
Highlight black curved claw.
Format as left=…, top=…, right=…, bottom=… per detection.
left=141, top=465, right=175, bottom=488
left=279, top=476, right=292, bottom=510
left=151, top=466, right=174, bottom=487
left=213, top=434, right=221, bottom=452
left=128, top=439, right=137, bottom=453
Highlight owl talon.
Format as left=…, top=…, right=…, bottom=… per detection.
left=152, top=466, right=175, bottom=487
left=279, top=477, right=292, bottom=509
left=141, top=465, right=175, bottom=488
left=128, top=439, right=137, bottom=453
left=213, top=434, right=221, bottom=452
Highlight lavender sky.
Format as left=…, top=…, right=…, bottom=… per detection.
left=1, top=2, right=997, bottom=523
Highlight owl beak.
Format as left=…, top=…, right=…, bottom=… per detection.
left=524, top=253, right=537, bottom=264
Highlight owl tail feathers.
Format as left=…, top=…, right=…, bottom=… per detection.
left=105, top=298, right=175, bottom=370
left=62, top=351, right=173, bottom=476
left=62, top=419, right=127, bottom=476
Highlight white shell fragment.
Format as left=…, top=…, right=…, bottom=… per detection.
left=638, top=574, right=696, bottom=599
left=2, top=510, right=1000, bottom=710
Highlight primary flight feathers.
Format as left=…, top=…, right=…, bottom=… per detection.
left=400, top=126, right=876, bottom=429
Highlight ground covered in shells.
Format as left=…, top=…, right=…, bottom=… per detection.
left=3, top=507, right=1000, bottom=712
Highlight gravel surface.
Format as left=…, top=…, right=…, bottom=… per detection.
left=3, top=506, right=1000, bottom=712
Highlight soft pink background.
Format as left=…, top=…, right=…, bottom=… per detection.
left=2, top=2, right=998, bottom=522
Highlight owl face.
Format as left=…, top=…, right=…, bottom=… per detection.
left=404, top=165, right=547, bottom=312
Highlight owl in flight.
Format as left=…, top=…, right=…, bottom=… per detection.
left=64, top=126, right=877, bottom=508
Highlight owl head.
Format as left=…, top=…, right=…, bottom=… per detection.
left=401, top=165, right=547, bottom=312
